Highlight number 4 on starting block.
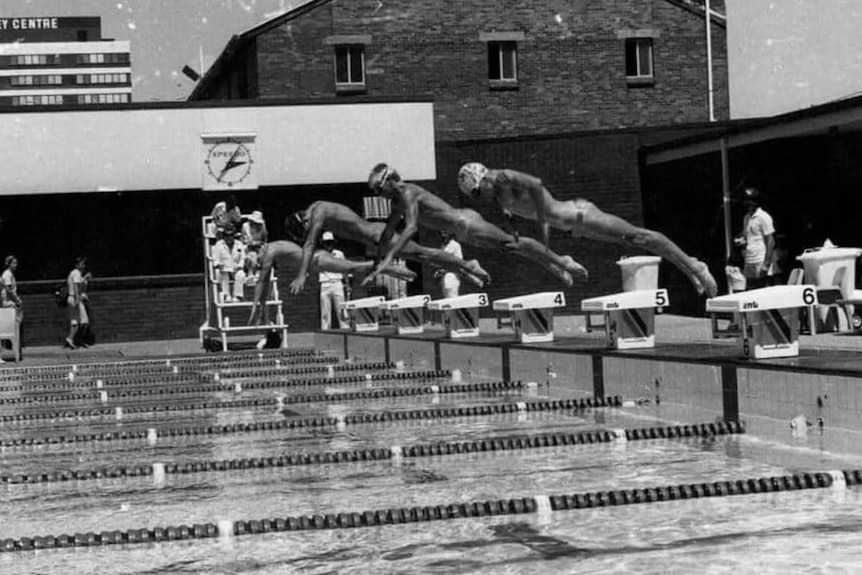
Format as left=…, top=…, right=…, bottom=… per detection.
left=493, top=292, right=566, bottom=343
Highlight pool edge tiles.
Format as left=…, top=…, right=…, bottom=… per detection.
left=335, top=329, right=862, bottom=454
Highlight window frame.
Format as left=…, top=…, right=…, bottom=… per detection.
left=624, top=37, right=656, bottom=86
left=333, top=44, right=366, bottom=93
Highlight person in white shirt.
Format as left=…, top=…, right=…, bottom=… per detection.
left=241, top=210, right=268, bottom=285
left=318, top=231, right=347, bottom=329
left=212, top=224, right=247, bottom=302
left=436, top=232, right=463, bottom=298
left=736, top=187, right=775, bottom=290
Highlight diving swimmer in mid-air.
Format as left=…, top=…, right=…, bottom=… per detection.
left=455, top=163, right=718, bottom=297
left=248, top=239, right=416, bottom=326
left=363, top=163, right=588, bottom=287
left=283, top=201, right=491, bottom=296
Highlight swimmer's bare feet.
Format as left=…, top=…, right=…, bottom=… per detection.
left=465, top=259, right=491, bottom=286
left=562, top=256, right=589, bottom=281
left=692, top=259, right=718, bottom=298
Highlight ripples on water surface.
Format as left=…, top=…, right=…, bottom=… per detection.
left=3, top=367, right=862, bottom=574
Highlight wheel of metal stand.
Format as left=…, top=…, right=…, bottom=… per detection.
left=203, top=337, right=219, bottom=353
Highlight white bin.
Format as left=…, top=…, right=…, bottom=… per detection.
left=617, top=256, right=661, bottom=292
left=797, top=246, right=862, bottom=330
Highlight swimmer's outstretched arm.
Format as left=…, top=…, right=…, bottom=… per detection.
left=363, top=189, right=419, bottom=285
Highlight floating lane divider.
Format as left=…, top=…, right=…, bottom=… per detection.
left=0, top=370, right=450, bottom=414
left=0, top=349, right=335, bottom=383
left=197, top=361, right=394, bottom=381
left=0, top=396, right=622, bottom=448
left=3, top=467, right=858, bottom=553
left=0, top=379, right=517, bottom=423
left=0, top=369, right=449, bottom=406
left=0, top=421, right=743, bottom=485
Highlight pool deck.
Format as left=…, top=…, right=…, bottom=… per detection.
left=6, top=313, right=862, bottom=367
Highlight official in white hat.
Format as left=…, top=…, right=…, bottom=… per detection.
left=318, top=231, right=348, bottom=330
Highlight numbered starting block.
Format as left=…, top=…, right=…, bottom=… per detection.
left=493, top=292, right=565, bottom=343
left=706, top=285, right=818, bottom=359
left=581, top=289, right=669, bottom=350
left=427, top=293, right=489, bottom=338
left=344, top=296, right=386, bottom=332
left=382, top=295, right=431, bottom=335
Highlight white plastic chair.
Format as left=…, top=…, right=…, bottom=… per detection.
left=0, top=307, right=21, bottom=362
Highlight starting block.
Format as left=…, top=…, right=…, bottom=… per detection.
left=706, top=285, right=818, bottom=359
left=344, top=296, right=386, bottom=332
left=493, top=292, right=565, bottom=343
left=382, top=294, right=431, bottom=335
left=581, top=289, right=669, bottom=350
left=427, top=293, right=489, bottom=338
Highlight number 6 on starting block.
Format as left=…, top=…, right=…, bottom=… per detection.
left=493, top=292, right=566, bottom=343
left=706, top=285, right=818, bottom=359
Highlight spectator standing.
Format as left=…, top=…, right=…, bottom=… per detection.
left=736, top=187, right=775, bottom=290
left=318, top=231, right=347, bottom=330
left=436, top=231, right=463, bottom=298
left=212, top=224, right=247, bottom=302
left=65, top=256, right=91, bottom=349
left=2, top=255, right=22, bottom=320
left=241, top=210, right=268, bottom=285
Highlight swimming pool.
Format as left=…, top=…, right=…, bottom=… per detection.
left=2, top=348, right=862, bottom=574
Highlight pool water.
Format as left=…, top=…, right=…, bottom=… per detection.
left=2, top=352, right=862, bottom=574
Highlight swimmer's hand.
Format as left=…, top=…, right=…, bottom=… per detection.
left=360, top=265, right=384, bottom=287
left=289, top=275, right=306, bottom=295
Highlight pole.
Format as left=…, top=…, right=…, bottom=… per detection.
left=705, top=0, right=716, bottom=122
left=721, top=137, right=732, bottom=262
left=200, top=46, right=205, bottom=76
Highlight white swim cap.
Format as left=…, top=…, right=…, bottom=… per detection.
left=458, top=163, right=488, bottom=197
left=368, top=163, right=394, bottom=192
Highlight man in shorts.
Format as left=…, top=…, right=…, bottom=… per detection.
left=456, top=163, right=718, bottom=297
left=363, top=163, right=588, bottom=287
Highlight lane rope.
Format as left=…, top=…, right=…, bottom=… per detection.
left=2, top=465, right=855, bottom=553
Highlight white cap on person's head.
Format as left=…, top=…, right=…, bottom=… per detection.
left=321, top=231, right=335, bottom=242
left=248, top=210, right=265, bottom=224
left=368, top=163, right=395, bottom=192
left=458, top=163, right=488, bottom=197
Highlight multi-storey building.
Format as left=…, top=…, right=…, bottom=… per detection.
left=0, top=16, right=131, bottom=107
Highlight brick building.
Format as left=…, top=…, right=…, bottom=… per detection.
left=189, top=0, right=729, bottom=318
left=191, top=0, right=728, bottom=139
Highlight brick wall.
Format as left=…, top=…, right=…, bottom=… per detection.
left=252, top=0, right=728, bottom=139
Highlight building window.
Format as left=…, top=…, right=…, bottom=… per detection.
left=488, top=41, right=517, bottom=82
left=12, top=94, right=63, bottom=106
left=625, top=38, right=654, bottom=84
left=77, top=93, right=129, bottom=105
left=334, top=45, right=365, bottom=92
